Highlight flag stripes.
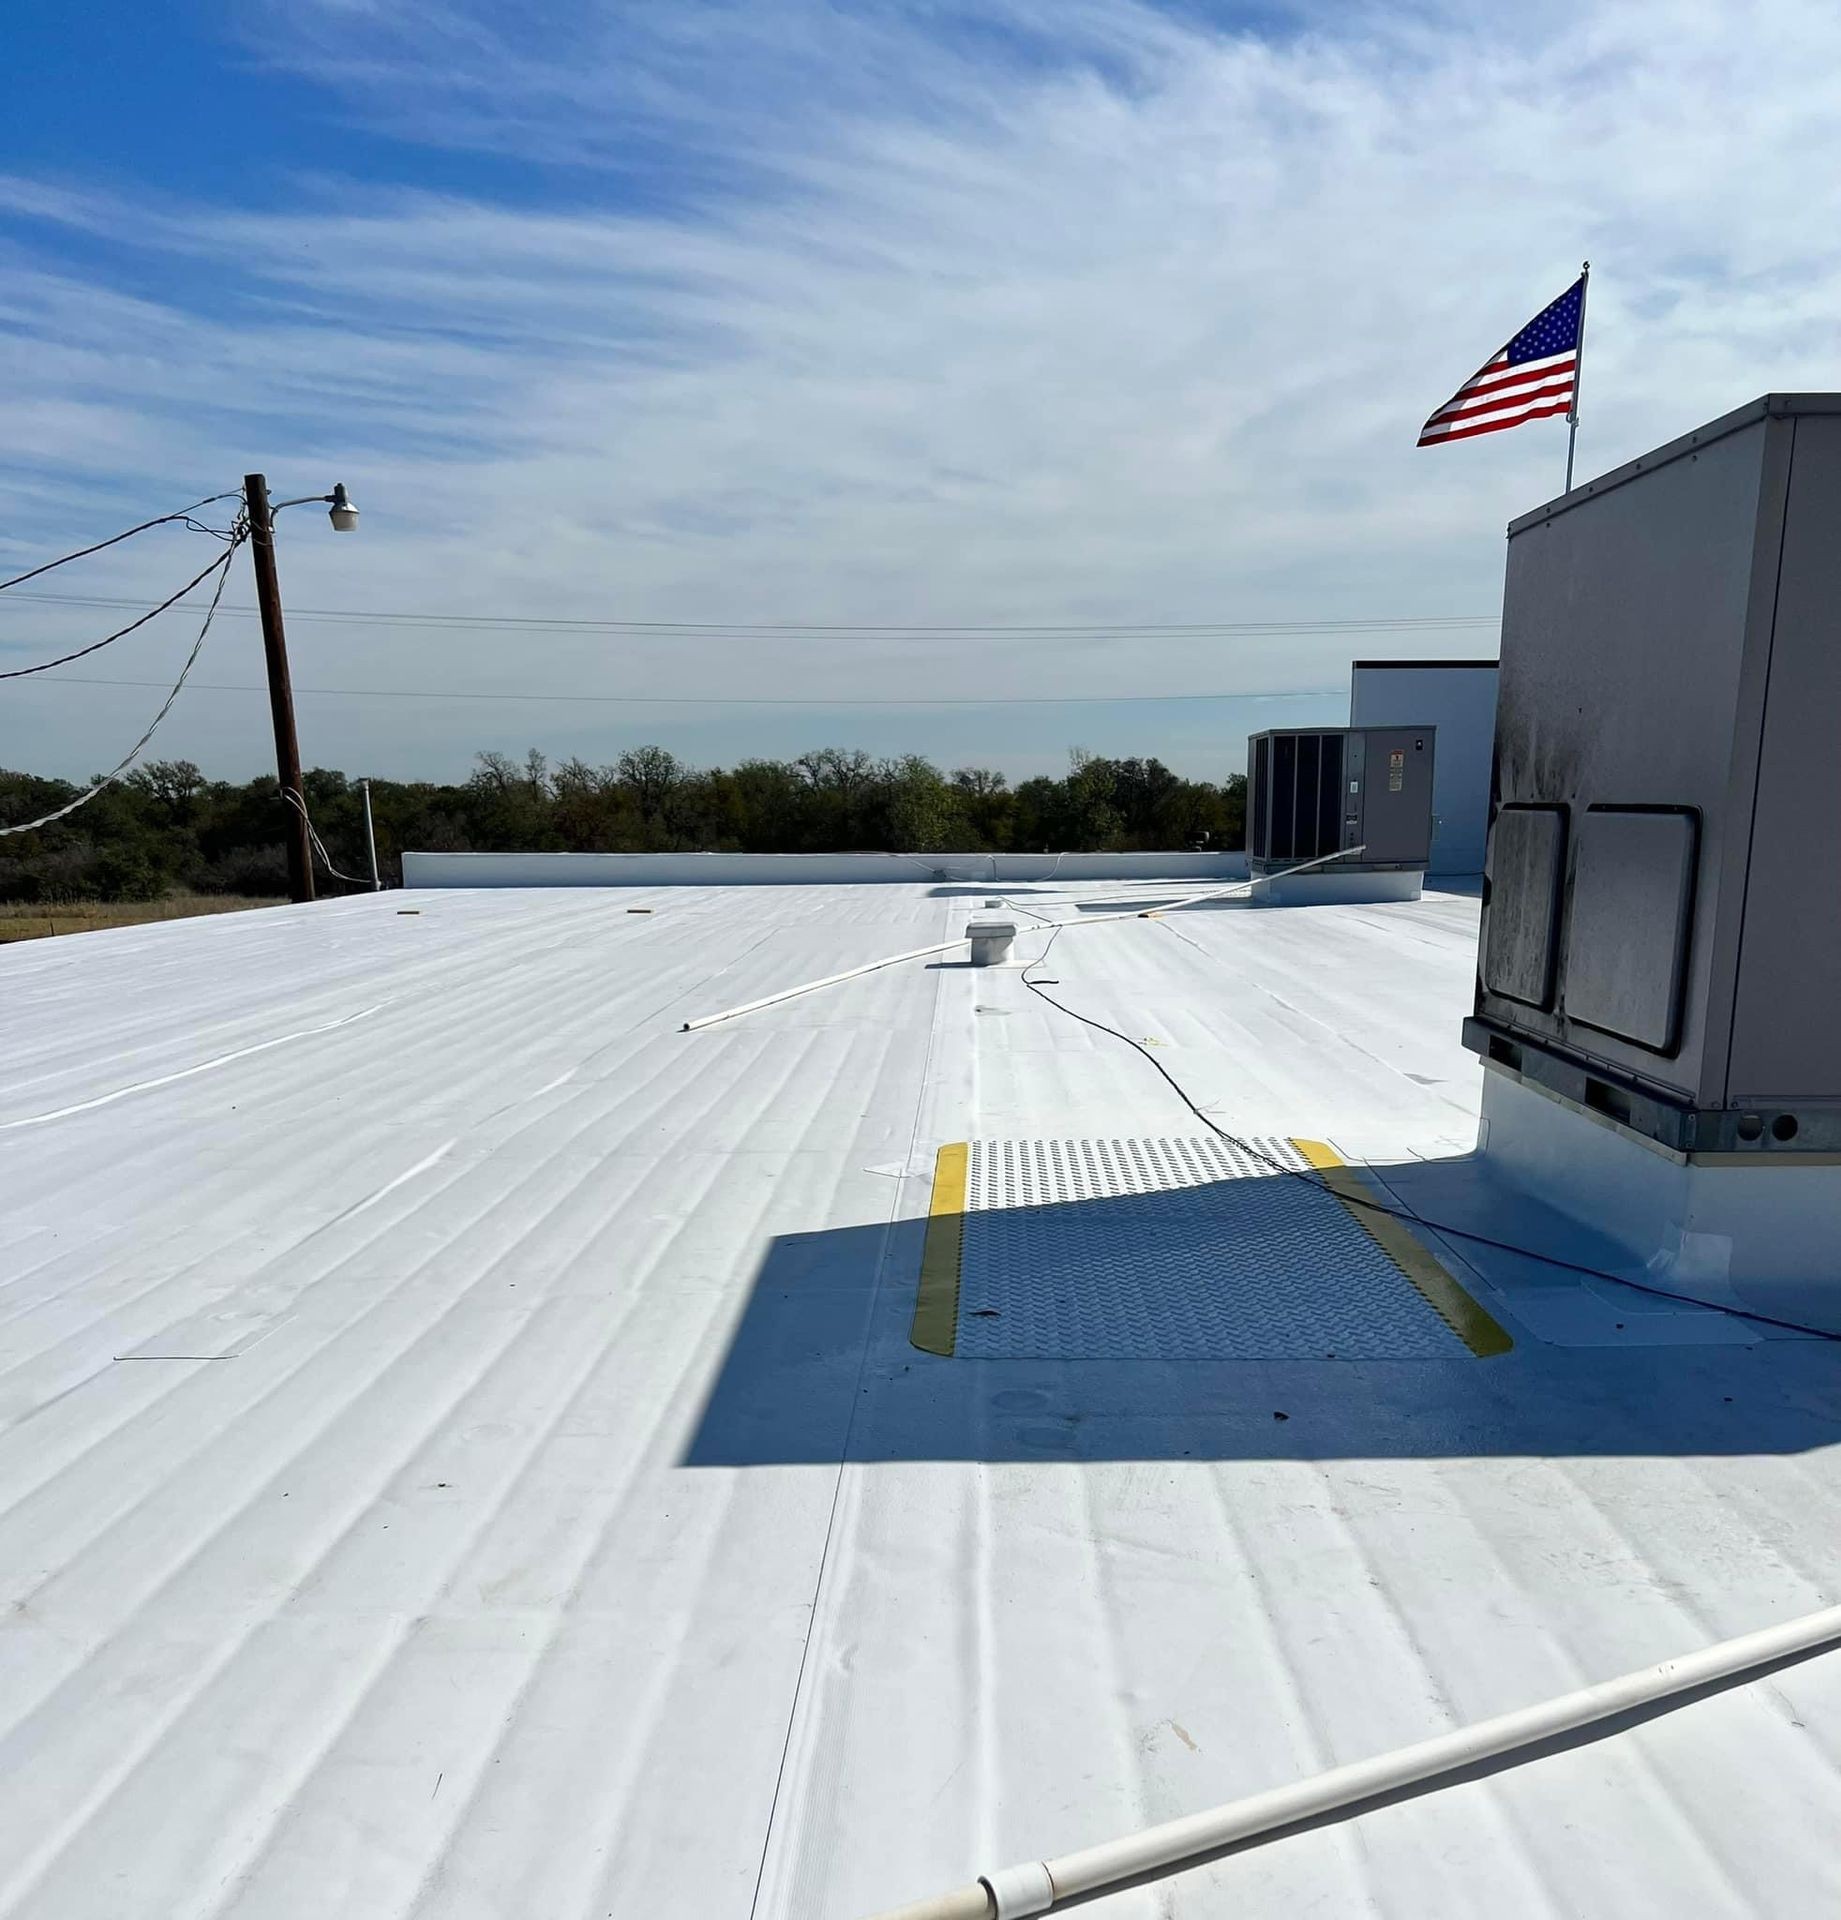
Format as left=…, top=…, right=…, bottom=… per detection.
left=1418, top=279, right=1585, bottom=450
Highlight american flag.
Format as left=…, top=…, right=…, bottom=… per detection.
left=1418, top=277, right=1585, bottom=447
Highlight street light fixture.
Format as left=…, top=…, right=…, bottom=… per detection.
left=269, top=482, right=361, bottom=532
left=243, top=472, right=360, bottom=904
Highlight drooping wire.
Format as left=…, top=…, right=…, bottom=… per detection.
left=1017, top=925, right=1841, bottom=1344
left=279, top=788, right=373, bottom=889
left=0, top=520, right=248, bottom=839
left=0, top=492, right=244, bottom=593
left=0, top=545, right=252, bottom=681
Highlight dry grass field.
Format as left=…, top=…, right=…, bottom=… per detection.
left=0, top=895, right=282, bottom=944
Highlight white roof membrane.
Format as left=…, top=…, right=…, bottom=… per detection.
left=1, top=881, right=1837, bottom=1918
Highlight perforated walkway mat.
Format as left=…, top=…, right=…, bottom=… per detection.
left=910, top=1135, right=1510, bottom=1361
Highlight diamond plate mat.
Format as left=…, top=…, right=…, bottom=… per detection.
left=953, top=1136, right=1467, bottom=1360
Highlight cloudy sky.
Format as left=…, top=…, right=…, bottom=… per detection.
left=3, top=0, right=1839, bottom=784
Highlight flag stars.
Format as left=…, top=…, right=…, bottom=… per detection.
left=1417, top=273, right=1586, bottom=449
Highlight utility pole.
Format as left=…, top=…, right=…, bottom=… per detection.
left=244, top=472, right=314, bottom=904
left=360, top=778, right=382, bottom=890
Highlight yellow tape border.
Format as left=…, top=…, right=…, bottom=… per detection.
left=909, top=1141, right=969, bottom=1356
left=1291, top=1138, right=1513, bottom=1358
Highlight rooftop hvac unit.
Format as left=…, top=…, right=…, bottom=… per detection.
left=1246, top=727, right=1435, bottom=898
left=1466, top=393, right=1841, bottom=1156
left=1463, top=392, right=1841, bottom=1332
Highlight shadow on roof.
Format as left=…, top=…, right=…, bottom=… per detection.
left=683, top=1166, right=1841, bottom=1467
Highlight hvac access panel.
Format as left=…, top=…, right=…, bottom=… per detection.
left=1467, top=394, right=1841, bottom=1150
left=1356, top=728, right=1437, bottom=864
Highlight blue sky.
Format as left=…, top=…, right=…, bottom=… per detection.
left=5, top=0, right=1840, bottom=784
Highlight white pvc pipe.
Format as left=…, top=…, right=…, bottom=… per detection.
left=1137, top=843, right=1366, bottom=918
left=681, top=933, right=984, bottom=1031
left=868, top=1887, right=994, bottom=1920
left=683, top=847, right=1367, bottom=1032
left=863, top=1600, right=1841, bottom=1919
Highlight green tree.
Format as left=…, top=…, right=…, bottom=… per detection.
left=950, top=767, right=1011, bottom=848
left=615, top=746, right=682, bottom=825
left=882, top=756, right=968, bottom=852
left=0, top=740, right=1249, bottom=901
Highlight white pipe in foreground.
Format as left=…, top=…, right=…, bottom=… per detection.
left=863, top=1600, right=1841, bottom=1919
left=867, top=1885, right=996, bottom=1920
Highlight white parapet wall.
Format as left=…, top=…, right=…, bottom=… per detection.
left=401, top=850, right=1252, bottom=889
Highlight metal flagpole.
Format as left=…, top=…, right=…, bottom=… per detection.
left=1564, top=260, right=1591, bottom=493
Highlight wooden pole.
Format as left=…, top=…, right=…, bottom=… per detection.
left=243, top=472, right=314, bottom=904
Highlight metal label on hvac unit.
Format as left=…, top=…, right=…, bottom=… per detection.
left=1388, top=749, right=1405, bottom=792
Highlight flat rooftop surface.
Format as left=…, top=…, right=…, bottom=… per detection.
left=2, top=880, right=1839, bottom=1918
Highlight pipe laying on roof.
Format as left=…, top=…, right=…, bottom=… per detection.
left=867, top=1887, right=995, bottom=1920
left=679, top=848, right=1363, bottom=1032
left=1134, top=844, right=1363, bottom=919
left=679, top=933, right=1002, bottom=1031
left=861, top=1599, right=1841, bottom=1919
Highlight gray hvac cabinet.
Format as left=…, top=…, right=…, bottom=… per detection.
left=1464, top=393, right=1841, bottom=1153
left=1246, top=727, right=1436, bottom=875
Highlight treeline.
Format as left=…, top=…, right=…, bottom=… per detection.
left=0, top=747, right=1246, bottom=901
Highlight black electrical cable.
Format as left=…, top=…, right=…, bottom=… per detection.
left=0, top=545, right=252, bottom=681
left=1018, top=926, right=1841, bottom=1344
left=0, top=526, right=247, bottom=839
left=0, top=492, right=243, bottom=593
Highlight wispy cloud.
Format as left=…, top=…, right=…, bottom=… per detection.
left=5, top=0, right=1841, bottom=779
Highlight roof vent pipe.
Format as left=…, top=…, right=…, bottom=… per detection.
left=966, top=916, right=1017, bottom=967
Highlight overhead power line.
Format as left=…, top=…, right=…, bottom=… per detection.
left=5, top=590, right=1497, bottom=640
left=0, top=493, right=243, bottom=593
left=0, top=547, right=254, bottom=681
left=0, top=526, right=248, bottom=838
left=19, top=672, right=1342, bottom=708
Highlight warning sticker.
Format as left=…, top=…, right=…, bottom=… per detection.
left=1388, top=748, right=1405, bottom=793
